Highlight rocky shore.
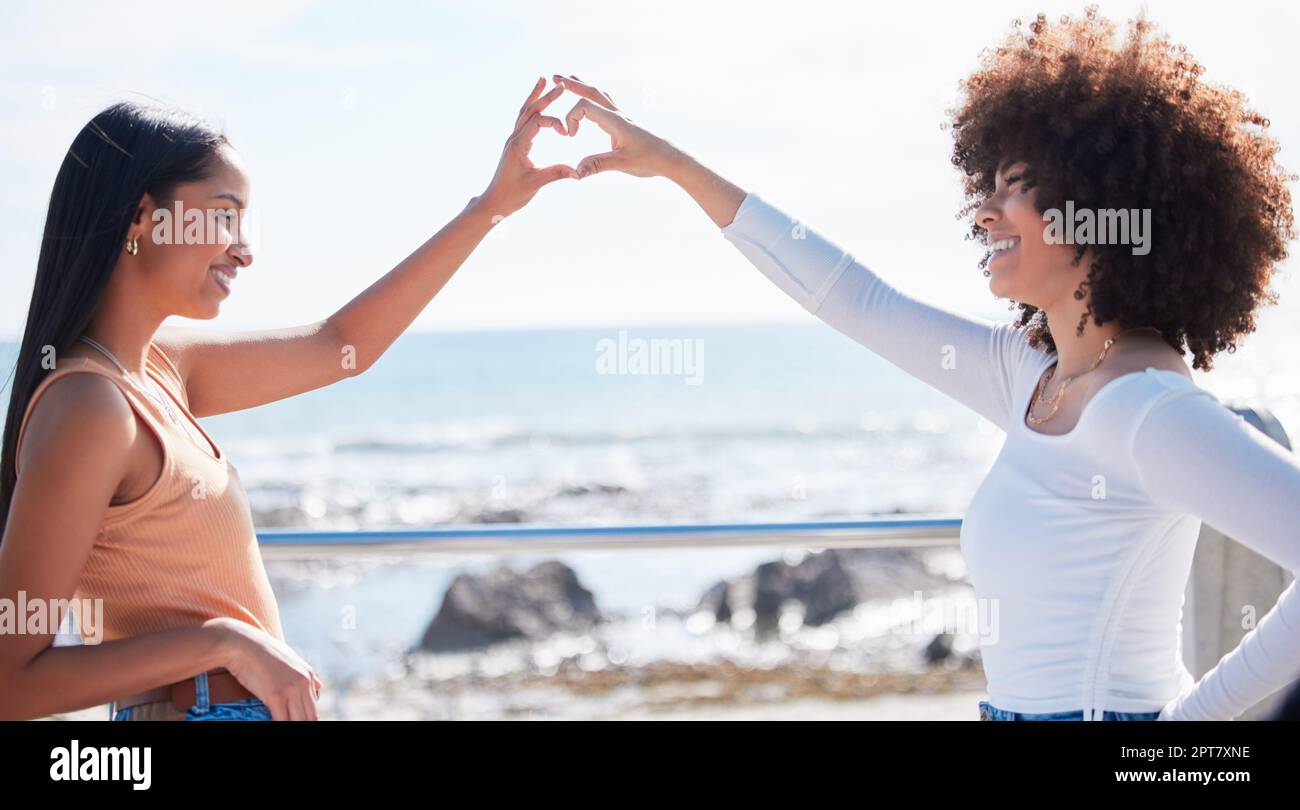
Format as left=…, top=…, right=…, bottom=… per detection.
left=327, top=659, right=988, bottom=720
left=45, top=546, right=987, bottom=720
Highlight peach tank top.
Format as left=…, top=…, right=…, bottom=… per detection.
left=14, top=341, right=284, bottom=643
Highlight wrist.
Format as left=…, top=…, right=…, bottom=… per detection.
left=656, top=142, right=693, bottom=182
left=467, top=189, right=513, bottom=228
left=204, top=617, right=249, bottom=671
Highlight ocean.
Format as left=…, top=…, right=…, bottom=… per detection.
left=4, top=316, right=1297, bottom=705
left=207, top=322, right=1004, bottom=688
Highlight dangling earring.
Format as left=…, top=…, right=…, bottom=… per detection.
left=125, top=236, right=139, bottom=256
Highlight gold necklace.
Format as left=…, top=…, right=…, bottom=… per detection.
left=1026, top=327, right=1164, bottom=426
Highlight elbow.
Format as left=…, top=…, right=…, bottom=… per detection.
left=325, top=319, right=375, bottom=378
left=339, top=348, right=373, bottom=378
left=343, top=350, right=376, bottom=378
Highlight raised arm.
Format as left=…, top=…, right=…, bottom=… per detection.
left=718, top=192, right=1046, bottom=430
left=162, top=78, right=578, bottom=418
left=1126, top=382, right=1300, bottom=720
left=556, top=75, right=1043, bottom=430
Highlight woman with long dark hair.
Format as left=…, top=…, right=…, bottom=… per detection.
left=0, top=80, right=575, bottom=720
left=553, top=8, right=1300, bottom=720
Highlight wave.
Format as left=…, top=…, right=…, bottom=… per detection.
left=238, top=418, right=958, bottom=459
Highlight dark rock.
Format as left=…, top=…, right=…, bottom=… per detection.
left=697, top=581, right=732, bottom=624
left=924, top=633, right=955, bottom=664
left=695, top=550, right=856, bottom=632
left=696, top=547, right=960, bottom=632
left=419, top=561, right=602, bottom=652
left=473, top=508, right=527, bottom=524
left=837, top=547, right=958, bottom=601
left=752, top=553, right=857, bottom=628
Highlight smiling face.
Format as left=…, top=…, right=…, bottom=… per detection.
left=974, top=161, right=1088, bottom=309
left=130, top=144, right=253, bottom=319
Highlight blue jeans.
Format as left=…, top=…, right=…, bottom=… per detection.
left=978, top=699, right=1161, bottom=721
left=111, top=671, right=272, bottom=721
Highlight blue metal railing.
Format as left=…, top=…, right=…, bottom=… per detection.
left=255, top=515, right=963, bottom=558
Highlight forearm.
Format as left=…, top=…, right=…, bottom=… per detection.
left=325, top=196, right=500, bottom=371
left=1136, top=391, right=1300, bottom=720
left=1168, top=579, right=1300, bottom=720
left=0, top=618, right=235, bottom=720
left=662, top=150, right=747, bottom=229
left=165, top=81, right=572, bottom=415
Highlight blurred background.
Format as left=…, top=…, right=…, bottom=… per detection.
left=3, top=0, right=1297, bottom=719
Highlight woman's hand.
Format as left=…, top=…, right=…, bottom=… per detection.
left=554, top=75, right=683, bottom=179
left=477, top=78, right=578, bottom=219
left=555, top=74, right=746, bottom=228
left=217, top=618, right=322, bottom=721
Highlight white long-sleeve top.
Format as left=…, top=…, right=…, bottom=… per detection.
left=721, top=192, right=1300, bottom=720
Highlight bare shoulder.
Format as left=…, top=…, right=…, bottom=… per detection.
left=18, top=373, right=138, bottom=475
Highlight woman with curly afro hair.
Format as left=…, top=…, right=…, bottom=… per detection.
left=548, top=6, right=1300, bottom=720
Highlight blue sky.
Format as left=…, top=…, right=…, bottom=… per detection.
left=2, top=0, right=1298, bottom=339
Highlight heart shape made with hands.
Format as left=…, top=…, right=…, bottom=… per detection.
left=510, top=75, right=633, bottom=183
left=528, top=109, right=613, bottom=177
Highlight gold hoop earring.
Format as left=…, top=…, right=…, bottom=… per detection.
left=125, top=236, right=139, bottom=256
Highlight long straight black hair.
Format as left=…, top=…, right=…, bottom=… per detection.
left=0, top=102, right=228, bottom=537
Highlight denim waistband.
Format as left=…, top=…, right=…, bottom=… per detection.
left=978, top=699, right=1161, bottom=721
left=110, top=671, right=270, bottom=721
